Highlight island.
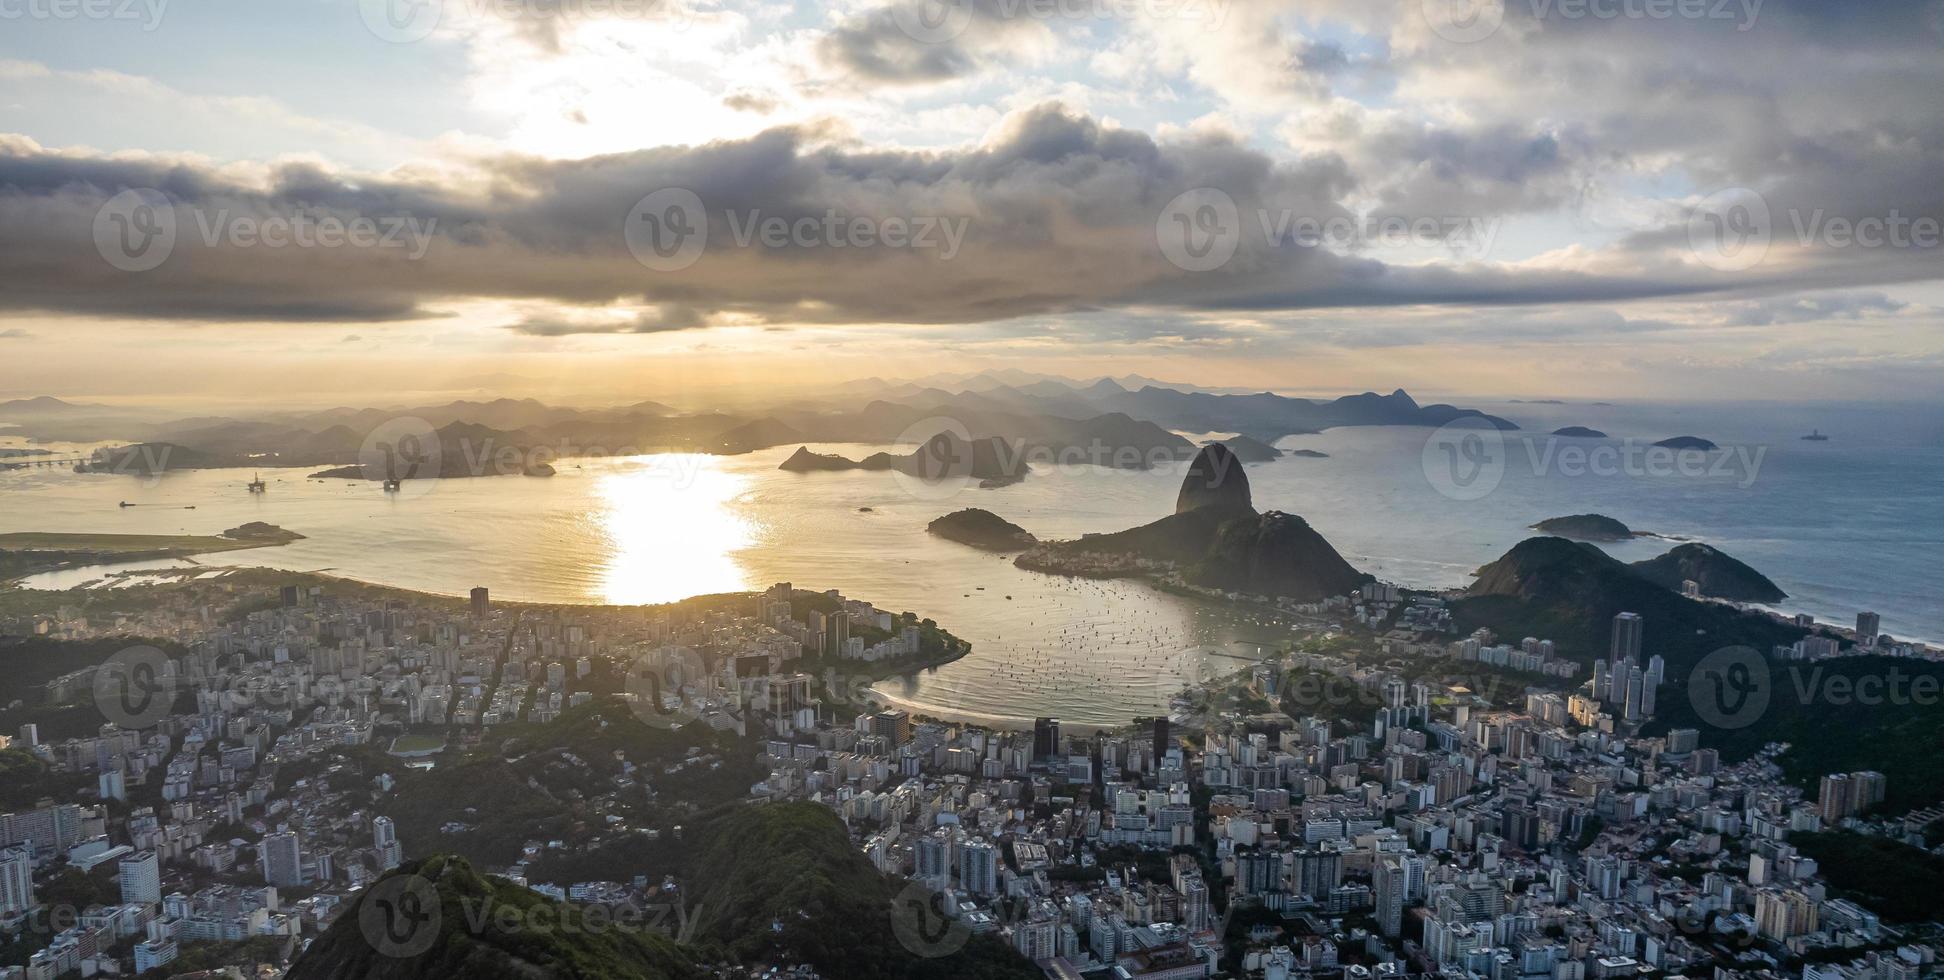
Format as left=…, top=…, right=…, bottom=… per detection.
left=1653, top=435, right=1719, bottom=451
left=779, top=432, right=1028, bottom=488
left=1016, top=444, right=1368, bottom=602
left=1550, top=426, right=1608, bottom=438
left=1531, top=513, right=1640, bottom=541
left=1207, top=435, right=1282, bottom=462
left=926, top=508, right=1039, bottom=551
left=1286, top=449, right=1329, bottom=458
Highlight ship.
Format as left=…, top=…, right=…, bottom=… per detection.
left=1801, top=429, right=1829, bottom=441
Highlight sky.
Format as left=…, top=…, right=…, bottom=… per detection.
left=0, top=0, right=1941, bottom=406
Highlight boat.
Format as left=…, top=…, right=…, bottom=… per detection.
left=1801, top=429, right=1829, bottom=441
left=118, top=501, right=134, bottom=508
left=382, top=478, right=402, bottom=492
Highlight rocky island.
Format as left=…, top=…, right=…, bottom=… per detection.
left=1531, top=513, right=1641, bottom=541
left=1017, top=444, right=1367, bottom=602
left=926, top=509, right=1039, bottom=551
left=1551, top=426, right=1608, bottom=438
left=1653, top=435, right=1719, bottom=451
left=779, top=431, right=1028, bottom=487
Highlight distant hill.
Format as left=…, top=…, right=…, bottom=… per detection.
left=927, top=509, right=1038, bottom=550
left=285, top=855, right=701, bottom=980
left=1630, top=542, right=1786, bottom=603
left=779, top=431, right=1027, bottom=487
left=1207, top=435, right=1281, bottom=462
left=0, top=396, right=109, bottom=417
left=1531, top=514, right=1637, bottom=541
left=1453, top=537, right=1804, bottom=673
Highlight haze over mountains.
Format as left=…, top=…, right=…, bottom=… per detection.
left=3, top=373, right=1516, bottom=478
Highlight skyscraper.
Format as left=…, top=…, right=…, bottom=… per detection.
left=1856, top=611, right=1881, bottom=647
left=1610, top=612, right=1643, bottom=663
left=1375, top=856, right=1407, bottom=937
left=471, top=587, right=490, bottom=618
left=1034, top=717, right=1061, bottom=761
left=961, top=838, right=998, bottom=896
left=0, top=846, right=33, bottom=916
left=260, top=832, right=304, bottom=888
left=373, top=816, right=402, bottom=871
left=119, top=850, right=161, bottom=905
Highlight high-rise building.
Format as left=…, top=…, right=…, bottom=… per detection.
left=1856, top=611, right=1881, bottom=647
left=16, top=724, right=37, bottom=748
left=869, top=710, right=910, bottom=748
left=471, top=587, right=490, bottom=618
left=1375, top=857, right=1407, bottom=937
left=1034, top=717, right=1061, bottom=761
left=119, top=850, right=161, bottom=905
left=260, top=832, right=304, bottom=889
left=1820, top=773, right=1854, bottom=823
left=1610, top=612, right=1644, bottom=663
left=914, top=829, right=953, bottom=886
left=373, top=816, right=402, bottom=871
left=0, top=845, right=33, bottom=915
left=825, top=611, right=849, bottom=657
left=961, top=838, right=998, bottom=896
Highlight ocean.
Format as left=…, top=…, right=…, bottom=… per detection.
left=2, top=398, right=1938, bottom=727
